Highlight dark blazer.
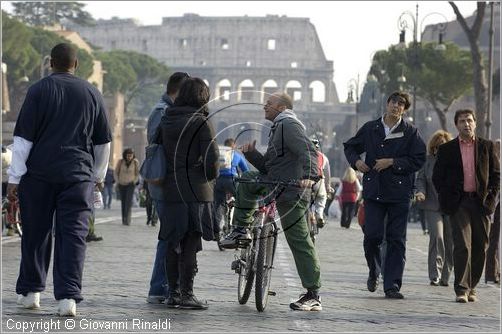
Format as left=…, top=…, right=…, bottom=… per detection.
left=344, top=118, right=426, bottom=203
left=432, top=137, right=500, bottom=216
left=160, top=106, right=219, bottom=203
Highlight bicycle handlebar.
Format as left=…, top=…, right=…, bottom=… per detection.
left=234, top=177, right=305, bottom=188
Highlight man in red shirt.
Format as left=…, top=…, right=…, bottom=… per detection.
left=433, top=109, right=500, bottom=303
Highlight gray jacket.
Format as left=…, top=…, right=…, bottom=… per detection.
left=244, top=110, right=318, bottom=202
left=416, top=154, right=440, bottom=211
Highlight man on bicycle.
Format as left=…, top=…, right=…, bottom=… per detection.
left=221, top=92, right=322, bottom=311
left=213, top=138, right=249, bottom=241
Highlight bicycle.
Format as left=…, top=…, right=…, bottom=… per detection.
left=217, top=193, right=235, bottom=251
left=2, top=197, right=22, bottom=236
left=229, top=177, right=302, bottom=312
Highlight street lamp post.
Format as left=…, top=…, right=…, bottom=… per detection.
left=347, top=75, right=360, bottom=131
left=397, top=5, right=448, bottom=125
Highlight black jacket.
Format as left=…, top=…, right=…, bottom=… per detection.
left=432, top=137, right=500, bottom=216
left=160, top=106, right=219, bottom=202
left=343, top=118, right=426, bottom=203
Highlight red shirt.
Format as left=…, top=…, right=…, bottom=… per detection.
left=459, top=137, right=476, bottom=192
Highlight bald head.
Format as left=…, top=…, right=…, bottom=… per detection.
left=264, top=91, right=293, bottom=121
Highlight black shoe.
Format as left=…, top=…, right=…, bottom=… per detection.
left=146, top=220, right=150, bottom=226
left=219, top=228, right=252, bottom=249
left=367, top=277, right=378, bottom=292
left=165, top=292, right=181, bottom=309
left=385, top=289, right=404, bottom=299
left=439, top=280, right=449, bottom=287
left=86, top=234, right=103, bottom=242
left=179, top=293, right=208, bottom=310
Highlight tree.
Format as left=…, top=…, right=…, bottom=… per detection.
left=96, top=50, right=170, bottom=116
left=12, top=1, right=95, bottom=27
left=2, top=10, right=93, bottom=111
left=370, top=42, right=472, bottom=131
left=449, top=2, right=488, bottom=136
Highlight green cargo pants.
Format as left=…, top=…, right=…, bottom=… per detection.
left=233, top=171, right=321, bottom=291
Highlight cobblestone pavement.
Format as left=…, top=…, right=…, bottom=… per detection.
left=2, top=202, right=500, bottom=333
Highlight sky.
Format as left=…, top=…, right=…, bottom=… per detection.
left=3, top=1, right=478, bottom=101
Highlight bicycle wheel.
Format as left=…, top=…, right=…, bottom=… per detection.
left=255, top=221, right=276, bottom=312
left=237, top=244, right=255, bottom=304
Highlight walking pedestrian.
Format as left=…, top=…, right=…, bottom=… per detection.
left=485, top=139, right=500, bottom=285
left=343, top=91, right=426, bottom=299
left=336, top=167, right=362, bottom=229
left=145, top=72, right=189, bottom=304
left=101, top=167, right=115, bottom=209
left=432, top=109, right=500, bottom=303
left=160, top=77, right=219, bottom=309
left=415, top=130, right=454, bottom=287
left=7, top=43, right=111, bottom=316
left=114, top=148, right=139, bottom=225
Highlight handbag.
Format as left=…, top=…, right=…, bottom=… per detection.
left=139, top=127, right=166, bottom=185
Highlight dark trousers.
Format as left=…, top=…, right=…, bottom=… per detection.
left=144, top=187, right=157, bottom=224
left=16, top=174, right=92, bottom=302
left=118, top=183, right=135, bottom=225
left=485, top=203, right=500, bottom=283
left=165, top=233, right=200, bottom=295
left=101, top=184, right=113, bottom=209
left=363, top=199, right=410, bottom=292
left=213, top=176, right=236, bottom=234
left=340, top=201, right=356, bottom=228
left=450, top=195, right=491, bottom=295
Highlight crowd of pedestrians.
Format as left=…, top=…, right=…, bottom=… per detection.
left=5, top=42, right=500, bottom=318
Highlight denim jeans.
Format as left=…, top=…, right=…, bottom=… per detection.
left=148, top=199, right=168, bottom=297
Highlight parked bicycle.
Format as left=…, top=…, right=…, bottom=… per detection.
left=229, top=177, right=302, bottom=312
left=2, top=197, right=22, bottom=236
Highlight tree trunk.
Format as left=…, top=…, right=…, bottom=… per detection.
left=433, top=106, right=448, bottom=132
left=449, top=2, right=487, bottom=137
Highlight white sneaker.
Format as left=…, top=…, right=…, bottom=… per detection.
left=17, top=292, right=40, bottom=309
left=57, top=299, right=76, bottom=317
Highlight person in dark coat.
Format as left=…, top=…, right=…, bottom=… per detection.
left=433, top=109, right=500, bottom=303
left=485, top=139, right=500, bottom=285
left=159, top=77, right=219, bottom=310
left=343, top=91, right=426, bottom=299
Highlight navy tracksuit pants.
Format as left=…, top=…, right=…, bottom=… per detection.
left=16, top=174, right=93, bottom=302
left=363, top=199, right=410, bottom=292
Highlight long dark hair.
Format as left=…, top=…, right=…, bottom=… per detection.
left=174, top=77, right=210, bottom=115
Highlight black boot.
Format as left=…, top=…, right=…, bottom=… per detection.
left=179, top=266, right=207, bottom=310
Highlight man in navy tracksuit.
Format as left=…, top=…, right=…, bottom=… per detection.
left=7, top=43, right=112, bottom=316
left=343, top=91, right=426, bottom=299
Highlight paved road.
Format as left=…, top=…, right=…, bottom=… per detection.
left=2, top=202, right=500, bottom=333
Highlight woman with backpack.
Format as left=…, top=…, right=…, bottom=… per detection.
left=336, top=167, right=362, bottom=228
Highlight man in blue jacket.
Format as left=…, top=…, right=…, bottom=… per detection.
left=213, top=138, right=249, bottom=242
left=343, top=91, right=426, bottom=299
left=7, top=43, right=111, bottom=316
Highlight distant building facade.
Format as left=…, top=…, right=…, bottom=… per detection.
left=66, top=14, right=354, bottom=151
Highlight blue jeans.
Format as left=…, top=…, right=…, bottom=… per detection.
left=148, top=199, right=168, bottom=297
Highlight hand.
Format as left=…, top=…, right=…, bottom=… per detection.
left=7, top=183, right=18, bottom=202
left=241, top=140, right=256, bottom=153
left=355, top=160, right=370, bottom=173
left=415, top=192, right=426, bottom=202
left=299, top=179, right=315, bottom=188
left=373, top=158, right=393, bottom=172
left=95, top=182, right=104, bottom=192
